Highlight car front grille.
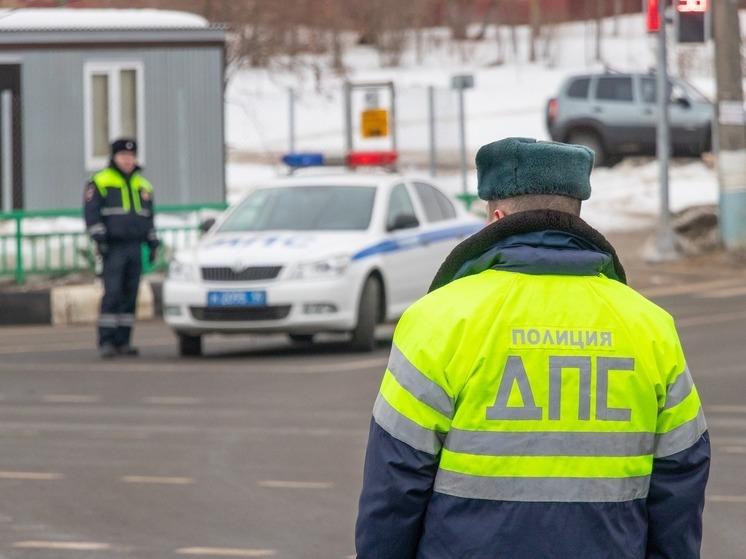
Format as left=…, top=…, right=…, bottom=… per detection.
left=189, top=305, right=291, bottom=322
left=201, top=266, right=282, bottom=282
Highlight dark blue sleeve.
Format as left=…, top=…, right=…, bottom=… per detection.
left=83, top=180, right=106, bottom=242
left=646, top=431, right=711, bottom=559
left=355, top=418, right=439, bottom=559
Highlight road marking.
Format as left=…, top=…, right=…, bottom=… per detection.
left=13, top=541, right=110, bottom=550
left=143, top=397, right=202, bottom=405
left=120, top=475, right=194, bottom=484
left=640, top=278, right=744, bottom=298
left=675, top=310, right=746, bottom=328
left=0, top=471, right=63, bottom=480
left=176, top=548, right=276, bottom=557
left=720, top=446, right=746, bottom=454
left=708, top=405, right=746, bottom=413
left=700, top=286, right=746, bottom=298
left=257, top=480, right=334, bottom=489
left=709, top=495, right=746, bottom=503
left=41, top=394, right=100, bottom=404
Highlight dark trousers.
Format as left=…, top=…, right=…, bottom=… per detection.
left=98, top=241, right=142, bottom=348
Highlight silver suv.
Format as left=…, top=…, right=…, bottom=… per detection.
left=545, top=71, right=714, bottom=166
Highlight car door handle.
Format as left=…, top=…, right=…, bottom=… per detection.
left=592, top=106, right=603, bottom=114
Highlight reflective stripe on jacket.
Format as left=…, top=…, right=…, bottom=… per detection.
left=356, top=209, right=710, bottom=559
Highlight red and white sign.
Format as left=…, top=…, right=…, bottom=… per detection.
left=677, top=0, right=708, bottom=13
left=646, top=0, right=660, bottom=32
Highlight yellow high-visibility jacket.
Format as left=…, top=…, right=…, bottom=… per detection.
left=356, top=209, right=709, bottom=559
left=84, top=165, right=157, bottom=246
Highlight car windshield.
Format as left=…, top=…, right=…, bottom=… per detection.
left=216, top=185, right=377, bottom=232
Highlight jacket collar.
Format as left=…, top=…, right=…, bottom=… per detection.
left=429, top=209, right=626, bottom=292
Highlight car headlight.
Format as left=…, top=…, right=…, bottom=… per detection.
left=168, top=259, right=196, bottom=282
left=290, top=255, right=350, bottom=280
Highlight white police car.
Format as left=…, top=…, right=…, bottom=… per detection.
left=163, top=156, right=484, bottom=356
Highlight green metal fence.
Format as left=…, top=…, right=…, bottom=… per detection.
left=0, top=204, right=227, bottom=285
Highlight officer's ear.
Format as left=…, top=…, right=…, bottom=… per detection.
left=487, top=201, right=505, bottom=224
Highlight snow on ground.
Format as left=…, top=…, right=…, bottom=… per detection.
left=224, top=11, right=724, bottom=234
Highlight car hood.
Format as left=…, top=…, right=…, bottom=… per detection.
left=185, top=231, right=375, bottom=266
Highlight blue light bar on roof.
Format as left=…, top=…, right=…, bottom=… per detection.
left=281, top=152, right=325, bottom=168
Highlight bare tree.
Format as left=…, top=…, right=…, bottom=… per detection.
left=528, top=0, right=541, bottom=62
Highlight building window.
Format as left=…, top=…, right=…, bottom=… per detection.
left=84, top=62, right=144, bottom=171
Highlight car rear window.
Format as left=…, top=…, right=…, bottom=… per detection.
left=566, top=78, right=590, bottom=99
left=413, top=181, right=457, bottom=222
left=596, top=77, right=634, bottom=102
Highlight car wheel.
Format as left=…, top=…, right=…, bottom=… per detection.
left=288, top=334, right=314, bottom=344
left=568, top=130, right=606, bottom=167
left=178, top=333, right=202, bottom=357
left=348, top=276, right=380, bottom=352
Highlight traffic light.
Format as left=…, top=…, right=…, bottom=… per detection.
left=646, top=0, right=660, bottom=33
left=676, top=0, right=710, bottom=43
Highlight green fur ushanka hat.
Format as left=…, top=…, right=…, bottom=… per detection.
left=476, top=137, right=594, bottom=201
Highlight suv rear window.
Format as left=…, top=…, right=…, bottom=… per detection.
left=567, top=78, right=590, bottom=99
left=596, top=77, right=633, bottom=102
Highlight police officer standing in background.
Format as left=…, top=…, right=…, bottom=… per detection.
left=355, top=137, right=710, bottom=558
left=84, top=138, right=160, bottom=359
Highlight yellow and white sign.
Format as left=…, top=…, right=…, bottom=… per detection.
left=361, top=109, right=389, bottom=138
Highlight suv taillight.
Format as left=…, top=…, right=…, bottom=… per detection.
left=547, top=98, right=559, bottom=126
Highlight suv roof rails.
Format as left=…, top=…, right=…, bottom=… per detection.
left=602, top=64, right=625, bottom=74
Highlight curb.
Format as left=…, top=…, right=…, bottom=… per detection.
left=0, top=280, right=162, bottom=327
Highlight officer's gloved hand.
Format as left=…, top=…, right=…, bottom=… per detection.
left=148, top=242, right=159, bottom=265
left=96, top=241, right=109, bottom=256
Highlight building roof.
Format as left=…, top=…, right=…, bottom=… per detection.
left=0, top=8, right=209, bottom=29
left=0, top=8, right=226, bottom=48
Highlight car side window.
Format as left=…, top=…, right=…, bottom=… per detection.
left=413, top=181, right=456, bottom=222
left=567, top=78, right=590, bottom=99
left=595, top=77, right=633, bottom=102
left=387, top=183, right=417, bottom=230
left=641, top=77, right=656, bottom=104
left=641, top=77, right=678, bottom=105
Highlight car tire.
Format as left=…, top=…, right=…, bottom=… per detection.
left=348, top=276, right=380, bottom=352
left=568, top=130, right=607, bottom=167
left=178, top=333, right=202, bottom=357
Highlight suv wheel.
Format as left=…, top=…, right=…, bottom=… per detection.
left=568, top=130, right=606, bottom=167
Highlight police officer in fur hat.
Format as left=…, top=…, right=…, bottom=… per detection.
left=84, top=138, right=160, bottom=358
left=356, top=137, right=710, bottom=559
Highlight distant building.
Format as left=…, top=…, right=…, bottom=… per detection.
left=0, top=8, right=226, bottom=211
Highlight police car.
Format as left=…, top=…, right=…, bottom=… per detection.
left=162, top=152, right=484, bottom=356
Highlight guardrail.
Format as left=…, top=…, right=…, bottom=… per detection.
left=0, top=203, right=228, bottom=285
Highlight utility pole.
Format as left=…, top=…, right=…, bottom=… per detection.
left=649, top=0, right=678, bottom=261
left=713, top=0, right=746, bottom=251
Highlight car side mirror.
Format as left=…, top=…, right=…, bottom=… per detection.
left=199, top=217, right=216, bottom=235
left=671, top=91, right=691, bottom=108
left=387, top=213, right=420, bottom=231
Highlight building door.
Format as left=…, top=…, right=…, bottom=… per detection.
left=0, top=65, right=22, bottom=212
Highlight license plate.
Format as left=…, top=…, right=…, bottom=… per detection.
left=207, top=290, right=266, bottom=307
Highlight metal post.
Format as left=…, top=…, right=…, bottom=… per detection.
left=649, top=0, right=678, bottom=261
left=458, top=86, right=467, bottom=194
left=288, top=87, right=296, bottom=153
left=1, top=90, right=12, bottom=213
left=343, top=82, right=353, bottom=153
left=428, top=86, right=437, bottom=177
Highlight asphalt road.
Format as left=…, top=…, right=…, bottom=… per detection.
left=0, top=270, right=744, bottom=558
